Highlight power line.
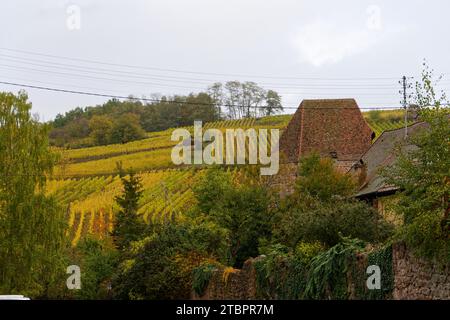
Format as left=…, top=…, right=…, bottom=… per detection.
left=0, top=64, right=206, bottom=91
left=0, top=53, right=406, bottom=88
left=0, top=47, right=403, bottom=81
left=0, top=75, right=402, bottom=99
left=0, top=62, right=405, bottom=91
left=0, top=80, right=405, bottom=110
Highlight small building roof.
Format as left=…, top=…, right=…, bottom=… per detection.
left=279, top=99, right=374, bottom=163
left=353, top=121, right=428, bottom=198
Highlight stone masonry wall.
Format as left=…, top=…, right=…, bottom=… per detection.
left=192, top=258, right=259, bottom=300
left=195, top=244, right=450, bottom=300
left=392, top=243, right=450, bottom=300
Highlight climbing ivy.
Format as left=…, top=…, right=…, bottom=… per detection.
left=192, top=263, right=218, bottom=296
left=254, top=247, right=309, bottom=299
left=367, top=245, right=393, bottom=299
left=303, top=238, right=366, bottom=300
left=349, top=244, right=393, bottom=300
left=209, top=239, right=395, bottom=300
left=254, top=240, right=375, bottom=300
left=254, top=243, right=325, bottom=299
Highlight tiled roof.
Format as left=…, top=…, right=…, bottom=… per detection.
left=353, top=122, right=428, bottom=198
left=279, top=99, right=374, bottom=163
left=334, top=160, right=358, bottom=173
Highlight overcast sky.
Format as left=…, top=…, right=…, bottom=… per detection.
left=1, top=0, right=450, bottom=120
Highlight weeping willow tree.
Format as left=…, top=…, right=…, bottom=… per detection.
left=0, top=91, right=66, bottom=297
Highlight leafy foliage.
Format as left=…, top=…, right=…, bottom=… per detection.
left=89, top=115, right=114, bottom=146
left=74, top=237, right=118, bottom=299
left=109, top=113, right=146, bottom=144
left=0, top=91, right=66, bottom=297
left=192, top=167, right=272, bottom=267
left=366, top=245, right=394, bottom=299
left=254, top=242, right=324, bottom=299
left=192, top=263, right=218, bottom=296
left=112, top=221, right=226, bottom=299
left=348, top=244, right=394, bottom=300
left=304, top=237, right=366, bottom=300
left=382, top=64, right=450, bottom=262
left=50, top=93, right=220, bottom=147
left=254, top=239, right=369, bottom=300
left=274, top=154, right=393, bottom=247
left=294, top=154, right=357, bottom=201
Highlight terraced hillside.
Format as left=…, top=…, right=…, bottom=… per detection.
left=48, top=111, right=414, bottom=246
left=47, top=167, right=239, bottom=246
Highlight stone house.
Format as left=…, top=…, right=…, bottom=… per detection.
left=271, top=98, right=374, bottom=197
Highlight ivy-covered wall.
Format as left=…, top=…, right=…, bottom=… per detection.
left=192, top=258, right=260, bottom=300
left=192, top=243, right=449, bottom=300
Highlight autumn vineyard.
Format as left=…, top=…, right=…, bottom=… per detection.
left=3, top=1, right=450, bottom=308
left=47, top=111, right=412, bottom=246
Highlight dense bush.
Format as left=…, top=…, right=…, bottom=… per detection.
left=192, top=168, right=272, bottom=267
left=274, top=154, right=394, bottom=248
left=276, top=199, right=393, bottom=248
left=192, top=263, right=220, bottom=296
left=74, top=237, right=118, bottom=300
left=112, top=221, right=227, bottom=299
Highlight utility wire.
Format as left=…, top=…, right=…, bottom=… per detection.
left=0, top=80, right=405, bottom=110
left=0, top=54, right=405, bottom=88
left=0, top=75, right=402, bottom=98
left=0, top=47, right=403, bottom=81
left=0, top=63, right=405, bottom=91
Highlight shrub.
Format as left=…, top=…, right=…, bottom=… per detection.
left=276, top=199, right=393, bottom=248
left=112, top=221, right=227, bottom=299
left=274, top=153, right=394, bottom=248
left=254, top=243, right=325, bottom=300
left=75, top=237, right=118, bottom=300
left=192, top=168, right=272, bottom=267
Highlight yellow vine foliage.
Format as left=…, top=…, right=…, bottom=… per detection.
left=222, top=267, right=238, bottom=284
left=47, top=114, right=407, bottom=246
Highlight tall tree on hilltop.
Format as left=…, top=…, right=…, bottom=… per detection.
left=208, top=82, right=224, bottom=118
left=265, top=90, right=283, bottom=116
left=217, top=81, right=283, bottom=119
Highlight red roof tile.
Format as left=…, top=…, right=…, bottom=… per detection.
left=279, top=99, right=374, bottom=163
